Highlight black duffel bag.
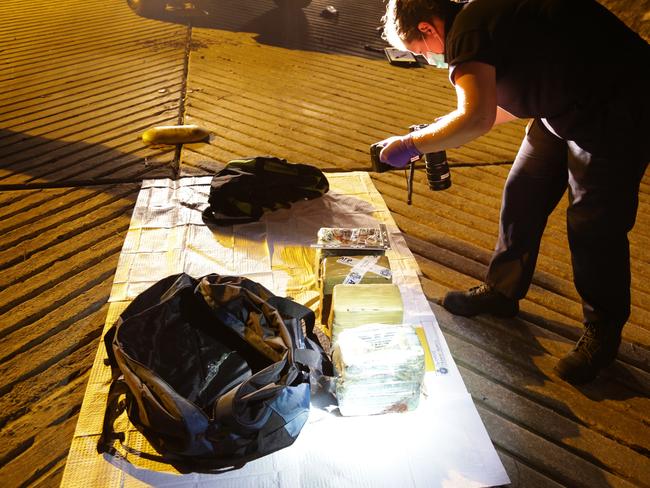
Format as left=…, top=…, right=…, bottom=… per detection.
left=202, top=156, right=329, bottom=226
left=98, top=273, right=332, bottom=472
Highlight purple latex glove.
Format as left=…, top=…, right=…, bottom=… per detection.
left=378, top=134, right=421, bottom=168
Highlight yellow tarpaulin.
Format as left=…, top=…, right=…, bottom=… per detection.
left=61, top=172, right=508, bottom=488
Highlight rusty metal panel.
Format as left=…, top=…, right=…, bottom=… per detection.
left=179, top=0, right=525, bottom=175
left=0, top=1, right=648, bottom=487
left=0, top=184, right=139, bottom=487
left=0, top=0, right=187, bottom=185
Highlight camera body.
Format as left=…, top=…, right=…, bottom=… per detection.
left=370, top=142, right=393, bottom=173
left=370, top=124, right=451, bottom=191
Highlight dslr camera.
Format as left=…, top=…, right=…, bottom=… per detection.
left=370, top=124, right=451, bottom=197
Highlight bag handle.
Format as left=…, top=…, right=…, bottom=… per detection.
left=266, top=296, right=314, bottom=345
left=266, top=296, right=334, bottom=378
left=202, top=207, right=259, bottom=226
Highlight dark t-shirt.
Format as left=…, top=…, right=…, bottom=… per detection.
left=446, top=0, right=650, bottom=156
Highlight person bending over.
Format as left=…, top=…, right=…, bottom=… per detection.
left=377, top=0, right=649, bottom=384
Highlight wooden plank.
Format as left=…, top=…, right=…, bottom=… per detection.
left=0, top=413, right=80, bottom=488
left=2, top=73, right=183, bottom=139
left=1, top=38, right=182, bottom=93
left=0, top=209, right=119, bottom=487
left=0, top=130, right=177, bottom=185
left=0, top=188, right=71, bottom=222
left=0, top=374, right=87, bottom=467
left=0, top=232, right=126, bottom=340
left=0, top=265, right=121, bottom=370
left=0, top=55, right=183, bottom=120
left=0, top=304, right=106, bottom=416
left=403, top=230, right=574, bottom=301
left=30, top=458, right=67, bottom=488
left=0, top=213, right=130, bottom=289
left=0, top=331, right=103, bottom=432
left=414, top=249, right=648, bottom=367
left=496, top=449, right=565, bottom=488
left=0, top=184, right=133, bottom=488
left=0, top=22, right=182, bottom=68
left=1, top=114, right=179, bottom=180
left=403, top=229, right=650, bottom=333
left=2, top=89, right=181, bottom=154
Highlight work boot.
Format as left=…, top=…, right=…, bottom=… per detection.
left=554, top=323, right=621, bottom=384
left=442, top=283, right=519, bottom=317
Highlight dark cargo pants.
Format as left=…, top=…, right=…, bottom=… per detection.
left=486, top=118, right=647, bottom=329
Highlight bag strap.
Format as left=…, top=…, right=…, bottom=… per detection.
left=266, top=296, right=334, bottom=378
left=97, top=377, right=129, bottom=455
left=102, top=325, right=118, bottom=369
left=97, top=376, right=247, bottom=472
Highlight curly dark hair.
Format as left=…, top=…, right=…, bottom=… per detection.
left=383, top=0, right=459, bottom=47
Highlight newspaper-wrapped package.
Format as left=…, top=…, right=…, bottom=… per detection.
left=329, top=283, right=403, bottom=341
left=333, top=324, right=425, bottom=416
left=319, top=255, right=392, bottom=326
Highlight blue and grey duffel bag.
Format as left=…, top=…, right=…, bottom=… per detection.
left=98, top=273, right=332, bottom=472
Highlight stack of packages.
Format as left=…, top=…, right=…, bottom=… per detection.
left=314, top=227, right=426, bottom=416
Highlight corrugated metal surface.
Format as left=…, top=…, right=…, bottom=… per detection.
left=376, top=167, right=650, bottom=343
left=0, top=0, right=186, bottom=485
left=381, top=167, right=650, bottom=486
left=0, top=0, right=648, bottom=486
left=0, top=185, right=139, bottom=487
left=0, top=0, right=187, bottom=185
left=180, top=0, right=525, bottom=173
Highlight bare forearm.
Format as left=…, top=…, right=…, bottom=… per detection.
left=409, top=109, right=491, bottom=153
left=379, top=62, right=506, bottom=162
left=410, top=62, right=502, bottom=153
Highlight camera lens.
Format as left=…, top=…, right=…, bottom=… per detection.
left=409, top=123, right=452, bottom=191
left=425, top=150, right=451, bottom=191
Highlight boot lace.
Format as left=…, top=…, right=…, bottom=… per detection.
left=574, top=323, right=599, bottom=360
left=468, top=284, right=492, bottom=296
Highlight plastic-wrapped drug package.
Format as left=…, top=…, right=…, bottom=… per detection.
left=319, top=255, right=392, bottom=326
left=329, top=283, right=403, bottom=341
left=333, top=324, right=425, bottom=416
left=313, top=225, right=390, bottom=258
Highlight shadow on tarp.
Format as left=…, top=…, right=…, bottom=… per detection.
left=126, top=0, right=389, bottom=58
left=102, top=451, right=194, bottom=482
